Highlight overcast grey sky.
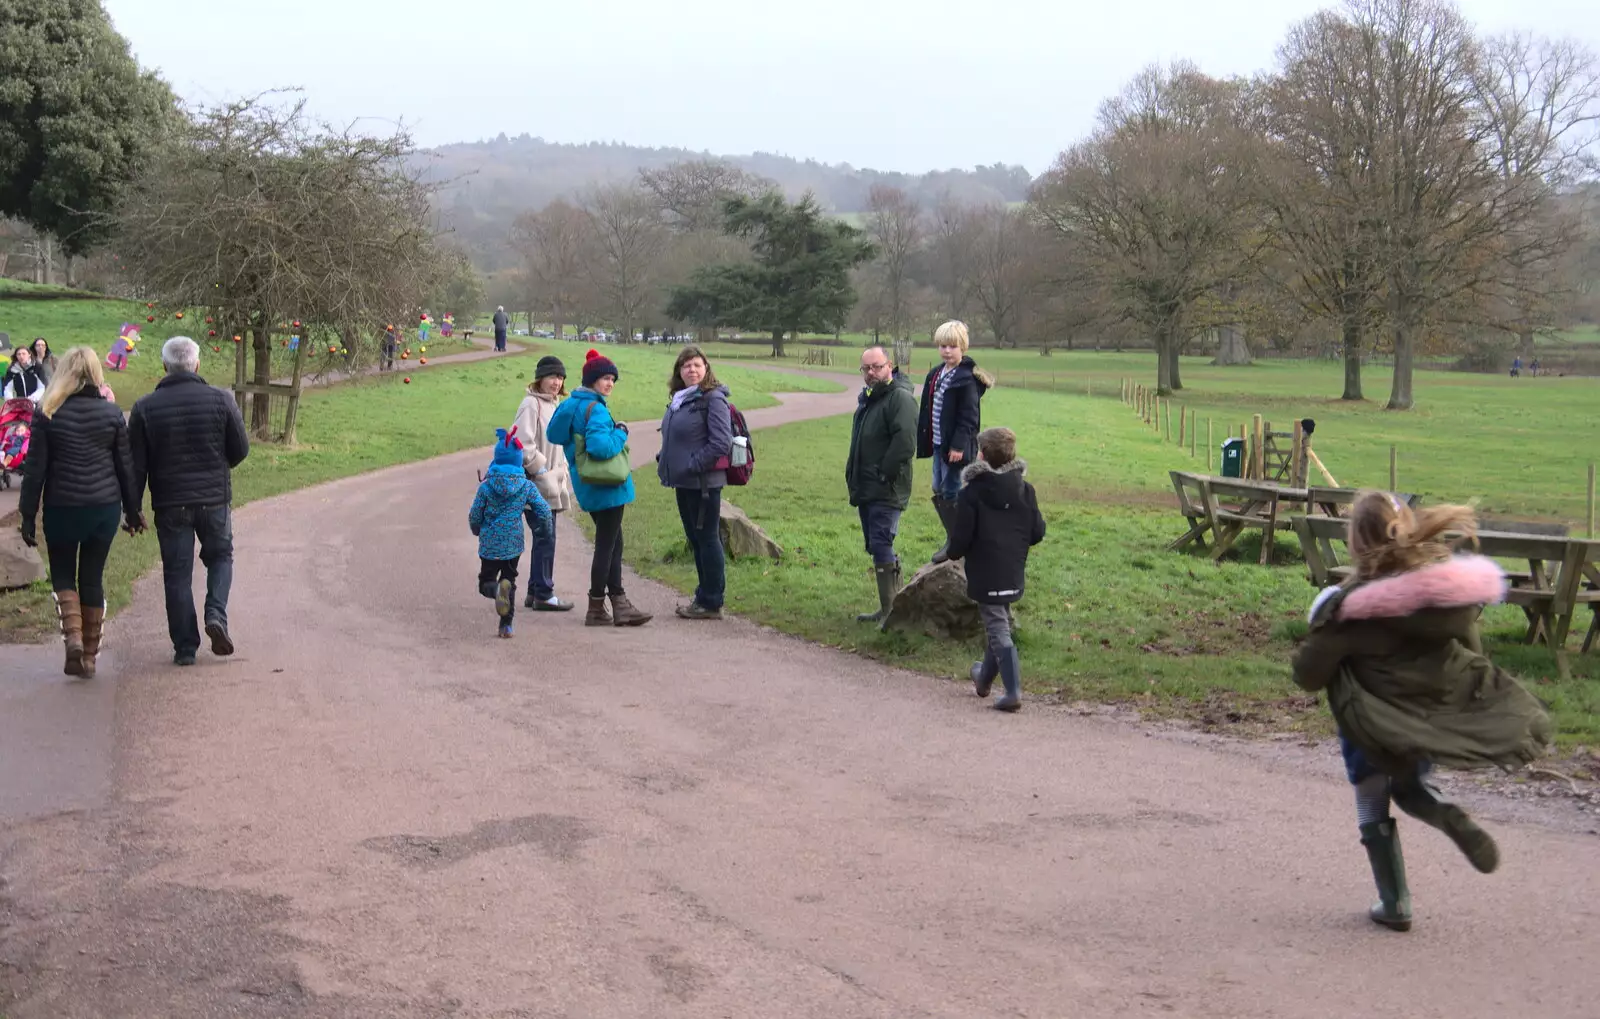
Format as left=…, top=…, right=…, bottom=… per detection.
left=104, top=0, right=1598, bottom=175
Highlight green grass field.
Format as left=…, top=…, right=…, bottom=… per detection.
left=0, top=344, right=841, bottom=642
left=613, top=382, right=1598, bottom=748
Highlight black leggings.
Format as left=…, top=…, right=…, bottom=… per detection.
left=589, top=506, right=626, bottom=599
left=47, top=537, right=114, bottom=605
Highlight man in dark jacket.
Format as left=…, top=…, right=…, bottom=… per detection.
left=129, top=336, right=250, bottom=666
left=845, top=346, right=918, bottom=626
left=492, top=307, right=509, bottom=352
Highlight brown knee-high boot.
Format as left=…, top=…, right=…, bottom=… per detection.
left=81, top=601, right=106, bottom=679
left=55, top=591, right=84, bottom=677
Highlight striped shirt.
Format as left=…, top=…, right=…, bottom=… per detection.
left=931, top=365, right=956, bottom=447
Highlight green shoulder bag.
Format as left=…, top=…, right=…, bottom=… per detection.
left=574, top=401, right=632, bottom=487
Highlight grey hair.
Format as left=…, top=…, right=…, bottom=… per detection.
left=162, top=336, right=201, bottom=373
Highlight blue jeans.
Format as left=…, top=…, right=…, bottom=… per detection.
left=932, top=454, right=962, bottom=500
left=675, top=487, right=725, bottom=610
left=525, top=509, right=557, bottom=601
left=155, top=505, right=234, bottom=655
left=1339, top=732, right=1432, bottom=786
left=857, top=502, right=902, bottom=565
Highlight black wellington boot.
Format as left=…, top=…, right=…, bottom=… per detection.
left=993, top=646, right=1022, bottom=712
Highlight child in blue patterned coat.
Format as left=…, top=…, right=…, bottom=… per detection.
left=469, top=427, right=553, bottom=637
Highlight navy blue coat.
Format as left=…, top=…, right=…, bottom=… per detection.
left=657, top=385, right=732, bottom=489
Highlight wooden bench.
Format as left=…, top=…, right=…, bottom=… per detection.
left=1168, top=471, right=1213, bottom=552
left=1306, top=487, right=1422, bottom=516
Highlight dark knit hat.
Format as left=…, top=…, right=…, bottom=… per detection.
left=534, top=355, right=566, bottom=380
left=492, top=427, right=524, bottom=468
left=581, top=348, right=619, bottom=388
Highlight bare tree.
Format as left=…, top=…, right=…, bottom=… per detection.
left=967, top=204, right=1040, bottom=349
left=510, top=198, right=591, bottom=340
left=1473, top=31, right=1600, bottom=360
left=1262, top=9, right=1391, bottom=400
left=639, top=158, right=771, bottom=233
left=113, top=94, right=443, bottom=440
left=580, top=182, right=668, bottom=343
left=862, top=184, right=922, bottom=343
left=1032, top=63, right=1265, bottom=394
left=928, top=191, right=977, bottom=321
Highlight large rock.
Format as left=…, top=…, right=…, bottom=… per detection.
left=0, top=530, right=46, bottom=590
left=719, top=501, right=783, bottom=560
left=882, top=560, right=983, bottom=640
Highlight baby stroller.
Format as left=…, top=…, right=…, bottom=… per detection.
left=0, top=397, right=34, bottom=490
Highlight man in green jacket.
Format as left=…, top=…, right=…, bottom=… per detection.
left=845, top=346, right=918, bottom=626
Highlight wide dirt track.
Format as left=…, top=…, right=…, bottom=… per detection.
left=2, top=383, right=1596, bottom=1018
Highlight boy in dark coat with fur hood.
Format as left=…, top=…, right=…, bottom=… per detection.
left=945, top=427, right=1046, bottom=712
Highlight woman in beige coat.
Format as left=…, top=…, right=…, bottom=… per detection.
left=513, top=356, right=578, bottom=610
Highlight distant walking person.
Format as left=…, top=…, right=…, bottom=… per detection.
left=945, top=428, right=1046, bottom=712
left=845, top=345, right=917, bottom=626
left=129, top=336, right=250, bottom=667
left=1510, top=355, right=1522, bottom=377
left=493, top=306, right=510, bottom=353
left=917, top=320, right=990, bottom=564
left=18, top=348, right=144, bottom=678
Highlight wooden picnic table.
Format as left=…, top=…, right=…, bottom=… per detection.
left=1293, top=516, right=1600, bottom=655
left=1169, top=472, right=1310, bottom=566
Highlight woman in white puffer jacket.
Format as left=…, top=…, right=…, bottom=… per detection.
left=512, top=355, right=578, bottom=611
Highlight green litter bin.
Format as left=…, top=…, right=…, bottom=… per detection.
left=1221, top=437, right=1246, bottom=478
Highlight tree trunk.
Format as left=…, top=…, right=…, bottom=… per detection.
left=1340, top=315, right=1364, bottom=401
left=1168, top=342, right=1183, bottom=392
left=552, top=312, right=564, bottom=342
left=251, top=320, right=273, bottom=437
left=1518, top=327, right=1535, bottom=362
left=1211, top=325, right=1252, bottom=366
left=65, top=256, right=78, bottom=288
left=770, top=329, right=786, bottom=359
left=40, top=235, right=54, bottom=286
left=1154, top=329, right=1175, bottom=396
left=1386, top=321, right=1415, bottom=411
left=282, top=327, right=311, bottom=444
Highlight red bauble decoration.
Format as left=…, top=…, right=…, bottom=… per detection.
left=419, top=357, right=428, bottom=364
left=146, top=316, right=154, bottom=323
left=403, top=377, right=411, bottom=384
left=212, top=346, right=220, bottom=353
left=205, top=316, right=214, bottom=324
left=175, top=312, right=184, bottom=319
left=208, top=330, right=216, bottom=337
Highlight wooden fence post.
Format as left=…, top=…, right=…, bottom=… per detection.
left=1291, top=420, right=1304, bottom=487
left=1389, top=445, right=1398, bottom=492
left=1178, top=406, right=1186, bottom=447
left=1207, top=419, right=1213, bottom=471
left=1587, top=462, right=1595, bottom=538
left=1164, top=400, right=1172, bottom=441
left=1190, top=410, right=1197, bottom=457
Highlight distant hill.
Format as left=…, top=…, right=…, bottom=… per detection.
left=416, top=134, right=1034, bottom=272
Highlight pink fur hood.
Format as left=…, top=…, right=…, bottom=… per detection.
left=1338, top=554, right=1507, bottom=621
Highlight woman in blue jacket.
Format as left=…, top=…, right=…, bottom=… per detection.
left=657, top=347, right=733, bottom=620
left=546, top=349, right=652, bottom=628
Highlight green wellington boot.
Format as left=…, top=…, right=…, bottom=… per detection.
left=1359, top=819, right=1413, bottom=932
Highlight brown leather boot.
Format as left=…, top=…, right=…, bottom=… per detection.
left=56, top=591, right=84, bottom=677
left=81, top=602, right=105, bottom=679
left=608, top=592, right=652, bottom=627
left=584, top=596, right=612, bottom=627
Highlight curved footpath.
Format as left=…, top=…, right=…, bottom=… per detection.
left=2, top=373, right=1598, bottom=1018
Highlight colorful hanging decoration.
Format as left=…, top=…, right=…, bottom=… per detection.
left=106, top=324, right=139, bottom=372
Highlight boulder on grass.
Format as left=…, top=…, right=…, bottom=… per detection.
left=882, top=559, right=983, bottom=640
left=0, top=530, right=46, bottom=590
left=719, top=501, right=783, bottom=560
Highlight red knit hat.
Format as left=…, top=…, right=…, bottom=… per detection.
left=581, top=348, right=619, bottom=388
